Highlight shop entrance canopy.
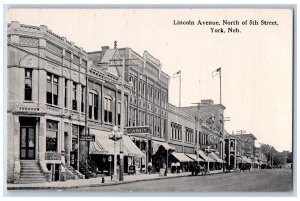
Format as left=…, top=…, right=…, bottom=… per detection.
left=171, top=152, right=194, bottom=162
left=89, top=130, right=145, bottom=158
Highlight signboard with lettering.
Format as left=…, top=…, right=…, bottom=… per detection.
left=79, top=135, right=95, bottom=141
left=45, top=152, right=61, bottom=160
left=126, top=126, right=150, bottom=134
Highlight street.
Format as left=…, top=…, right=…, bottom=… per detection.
left=67, top=169, right=292, bottom=192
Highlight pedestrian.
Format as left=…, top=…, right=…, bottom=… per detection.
left=176, top=162, right=180, bottom=174
left=147, top=161, right=152, bottom=175
left=171, top=162, right=175, bottom=173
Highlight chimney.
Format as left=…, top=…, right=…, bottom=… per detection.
left=101, top=46, right=110, bottom=54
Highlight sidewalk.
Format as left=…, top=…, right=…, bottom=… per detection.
left=7, top=170, right=225, bottom=190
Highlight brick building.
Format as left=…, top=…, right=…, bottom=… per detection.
left=88, top=46, right=170, bottom=172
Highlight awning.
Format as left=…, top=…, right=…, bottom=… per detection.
left=89, top=130, right=145, bottom=158
left=123, top=135, right=146, bottom=158
left=237, top=156, right=252, bottom=164
left=171, top=152, right=194, bottom=162
left=152, top=141, right=176, bottom=154
left=185, top=153, right=204, bottom=162
left=209, top=152, right=225, bottom=163
left=198, top=150, right=216, bottom=162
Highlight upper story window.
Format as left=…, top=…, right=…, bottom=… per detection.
left=81, top=59, right=87, bottom=68
left=46, top=41, right=63, bottom=57
left=81, top=86, right=85, bottom=113
left=19, top=36, right=39, bottom=47
left=72, top=82, right=77, bottom=111
left=89, top=91, right=99, bottom=120
left=24, top=69, right=32, bottom=101
left=64, top=79, right=68, bottom=108
left=73, top=55, right=80, bottom=66
left=65, top=51, right=71, bottom=61
left=171, top=122, right=182, bottom=140
left=104, top=97, right=112, bottom=124
left=47, top=73, right=59, bottom=105
left=117, top=102, right=121, bottom=126
left=185, top=127, right=194, bottom=143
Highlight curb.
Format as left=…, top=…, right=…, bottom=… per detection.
left=7, top=171, right=227, bottom=190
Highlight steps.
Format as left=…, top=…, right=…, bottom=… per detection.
left=79, top=164, right=96, bottom=179
left=19, top=160, right=48, bottom=184
left=65, top=165, right=85, bottom=180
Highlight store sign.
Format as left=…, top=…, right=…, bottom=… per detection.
left=79, top=135, right=95, bottom=141
left=126, top=126, right=149, bottom=134
left=45, top=152, right=61, bottom=160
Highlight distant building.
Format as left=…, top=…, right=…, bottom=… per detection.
left=235, top=133, right=257, bottom=158
left=181, top=99, right=226, bottom=160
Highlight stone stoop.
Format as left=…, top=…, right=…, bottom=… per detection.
left=18, top=160, right=48, bottom=184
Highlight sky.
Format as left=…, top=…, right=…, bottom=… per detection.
left=7, top=8, right=293, bottom=152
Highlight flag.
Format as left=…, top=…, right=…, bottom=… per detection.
left=212, top=67, right=221, bottom=77
left=173, top=70, right=181, bottom=78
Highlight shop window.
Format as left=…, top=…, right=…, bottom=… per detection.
left=46, top=120, right=58, bottom=152
left=104, top=97, right=112, bottom=123
left=47, top=73, right=59, bottom=105
left=24, top=69, right=32, bottom=101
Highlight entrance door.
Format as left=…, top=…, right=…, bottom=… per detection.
left=20, top=126, right=35, bottom=160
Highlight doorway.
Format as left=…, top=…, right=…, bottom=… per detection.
left=20, top=117, right=36, bottom=160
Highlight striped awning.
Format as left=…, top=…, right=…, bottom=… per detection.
left=198, top=150, right=216, bottom=162
left=152, top=141, right=176, bottom=154
left=209, top=152, right=225, bottom=163
left=185, top=153, right=204, bottom=162
left=171, top=152, right=194, bottom=162
left=89, top=129, right=145, bottom=158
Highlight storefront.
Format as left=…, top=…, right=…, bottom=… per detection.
left=169, top=152, right=194, bottom=172
left=89, top=129, right=145, bottom=176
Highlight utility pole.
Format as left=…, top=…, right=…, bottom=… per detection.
left=104, top=42, right=138, bottom=181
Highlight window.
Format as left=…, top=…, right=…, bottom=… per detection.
left=65, top=51, right=71, bottom=61
left=81, top=59, right=87, bottom=68
left=81, top=86, right=85, bottom=113
left=73, top=55, right=80, bottom=66
left=117, top=102, right=121, bottom=126
left=46, top=120, right=58, bottom=152
left=47, top=73, right=59, bottom=105
left=72, top=82, right=77, bottom=110
left=89, top=91, right=98, bottom=120
left=24, top=69, right=32, bottom=101
left=104, top=97, right=112, bottom=123
left=171, top=122, right=182, bottom=140
left=64, top=79, right=68, bottom=107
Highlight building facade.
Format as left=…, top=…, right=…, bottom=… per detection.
left=7, top=22, right=89, bottom=183
left=181, top=99, right=226, bottom=161
left=88, top=46, right=170, bottom=172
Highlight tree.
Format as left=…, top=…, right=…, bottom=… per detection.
left=287, top=152, right=293, bottom=163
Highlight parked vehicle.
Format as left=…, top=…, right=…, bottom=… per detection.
left=240, top=163, right=251, bottom=171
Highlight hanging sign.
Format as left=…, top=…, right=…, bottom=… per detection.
left=79, top=135, right=95, bottom=141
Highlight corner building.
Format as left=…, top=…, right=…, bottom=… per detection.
left=7, top=22, right=89, bottom=183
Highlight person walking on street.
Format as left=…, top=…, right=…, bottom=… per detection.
left=148, top=161, right=152, bottom=175
left=176, top=162, right=180, bottom=174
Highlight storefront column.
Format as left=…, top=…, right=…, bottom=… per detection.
left=38, top=116, right=46, bottom=161
left=65, top=123, right=71, bottom=165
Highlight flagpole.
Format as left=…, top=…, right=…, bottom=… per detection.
left=219, top=68, right=222, bottom=104
left=179, top=70, right=181, bottom=107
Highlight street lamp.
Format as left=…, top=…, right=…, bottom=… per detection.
left=109, top=126, right=123, bottom=181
